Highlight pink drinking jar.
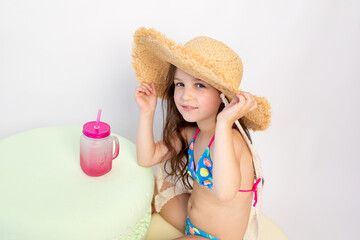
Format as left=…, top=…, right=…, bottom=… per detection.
left=80, top=121, right=119, bottom=177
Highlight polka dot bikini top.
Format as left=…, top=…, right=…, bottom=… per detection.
left=187, top=128, right=261, bottom=207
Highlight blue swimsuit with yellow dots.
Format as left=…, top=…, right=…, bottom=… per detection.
left=187, top=129, right=215, bottom=189
left=185, top=128, right=261, bottom=239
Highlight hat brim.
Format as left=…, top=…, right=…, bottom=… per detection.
left=132, top=27, right=271, bottom=131
left=133, top=27, right=241, bottom=98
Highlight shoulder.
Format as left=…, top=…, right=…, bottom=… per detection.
left=166, top=126, right=196, bottom=151
left=182, top=126, right=198, bottom=144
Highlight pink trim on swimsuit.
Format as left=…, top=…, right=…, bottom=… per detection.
left=239, top=178, right=261, bottom=207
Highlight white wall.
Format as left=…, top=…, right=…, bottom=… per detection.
left=1, top=0, right=359, bottom=239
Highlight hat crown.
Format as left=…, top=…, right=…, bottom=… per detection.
left=184, top=36, right=243, bottom=89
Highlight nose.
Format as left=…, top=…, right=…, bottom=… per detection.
left=181, top=86, right=195, bottom=101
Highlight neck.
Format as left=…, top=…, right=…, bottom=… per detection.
left=196, top=117, right=217, bottom=137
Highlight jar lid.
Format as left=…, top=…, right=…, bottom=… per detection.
left=82, top=121, right=110, bottom=139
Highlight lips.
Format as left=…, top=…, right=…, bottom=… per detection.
left=182, top=105, right=198, bottom=111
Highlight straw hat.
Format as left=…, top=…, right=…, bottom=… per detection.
left=132, top=27, right=271, bottom=131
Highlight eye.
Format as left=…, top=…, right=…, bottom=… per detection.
left=174, top=82, right=184, bottom=87
left=196, top=83, right=205, bottom=88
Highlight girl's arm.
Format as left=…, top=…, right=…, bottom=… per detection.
left=134, top=82, right=184, bottom=167
left=212, top=122, right=243, bottom=202
left=136, top=111, right=185, bottom=167
left=213, top=92, right=257, bottom=202
left=136, top=111, right=157, bottom=167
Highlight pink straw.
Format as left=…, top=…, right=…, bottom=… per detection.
left=95, top=109, right=102, bottom=128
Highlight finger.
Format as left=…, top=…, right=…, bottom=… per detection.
left=247, top=94, right=256, bottom=106
left=244, top=92, right=256, bottom=104
left=134, top=90, right=146, bottom=98
left=137, top=86, right=148, bottom=93
left=240, top=93, right=257, bottom=111
left=137, top=86, right=150, bottom=95
left=251, top=101, right=258, bottom=111
left=239, top=91, right=252, bottom=101
left=142, top=85, right=152, bottom=95
left=227, top=95, right=239, bottom=107
left=151, top=83, right=156, bottom=95
left=142, top=82, right=153, bottom=92
left=136, top=86, right=146, bottom=93
left=143, top=82, right=156, bottom=96
left=236, top=94, right=246, bottom=104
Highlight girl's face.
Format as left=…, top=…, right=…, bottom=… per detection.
left=173, top=68, right=222, bottom=124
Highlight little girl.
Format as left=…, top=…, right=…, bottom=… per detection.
left=133, top=27, right=271, bottom=240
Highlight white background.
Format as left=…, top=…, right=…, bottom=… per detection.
left=1, top=0, right=359, bottom=239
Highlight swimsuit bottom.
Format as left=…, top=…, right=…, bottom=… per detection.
left=185, top=217, right=219, bottom=240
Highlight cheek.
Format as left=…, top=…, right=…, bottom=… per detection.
left=212, top=91, right=222, bottom=108
left=173, top=89, right=180, bottom=103
left=173, top=89, right=182, bottom=109
left=211, top=99, right=222, bottom=113
left=209, top=90, right=221, bottom=104
left=200, top=93, right=221, bottom=112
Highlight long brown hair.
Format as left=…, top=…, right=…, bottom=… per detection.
left=160, top=64, right=254, bottom=190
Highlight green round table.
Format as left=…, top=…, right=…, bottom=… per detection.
left=0, top=126, right=153, bottom=240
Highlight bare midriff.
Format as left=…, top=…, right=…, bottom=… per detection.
left=187, top=180, right=253, bottom=240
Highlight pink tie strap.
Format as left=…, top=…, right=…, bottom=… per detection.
left=238, top=178, right=261, bottom=207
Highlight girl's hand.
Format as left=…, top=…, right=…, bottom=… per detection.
left=217, top=91, right=258, bottom=126
left=134, top=82, right=157, bottom=114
